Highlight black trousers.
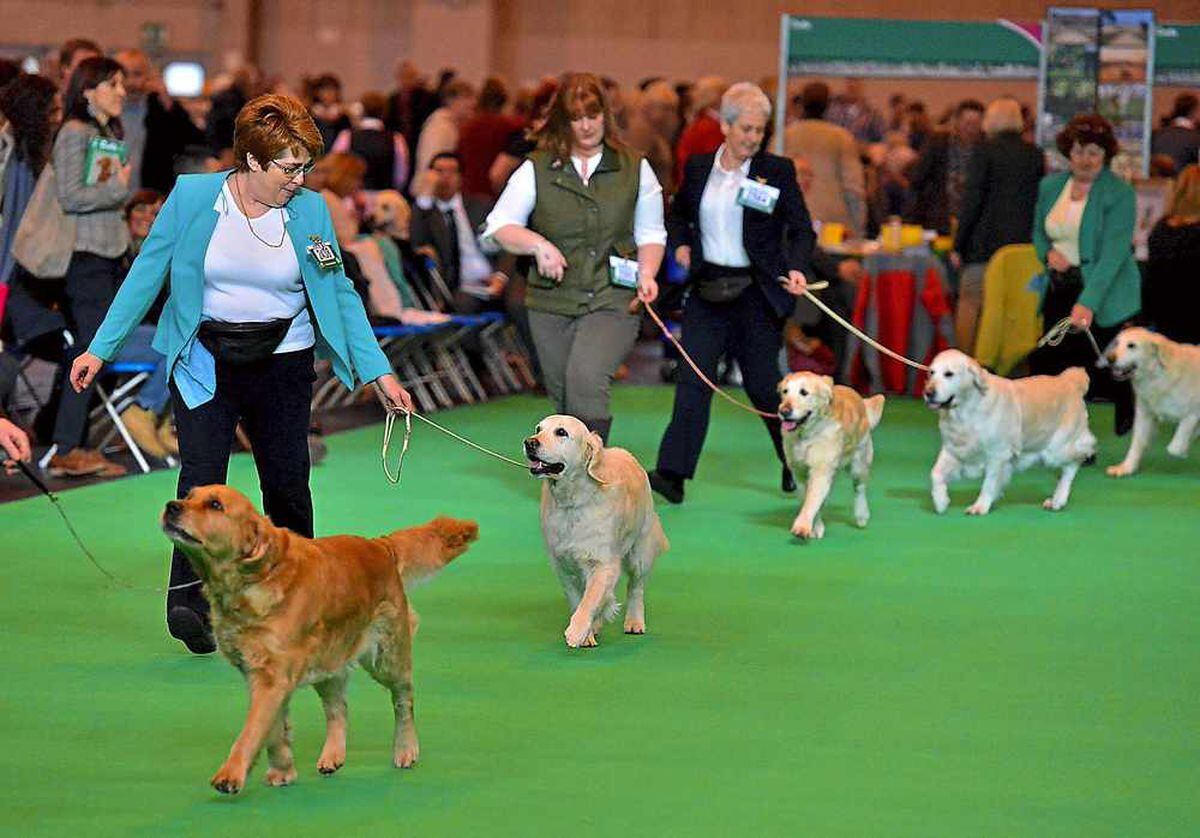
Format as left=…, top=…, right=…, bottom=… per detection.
left=1029, top=269, right=1133, bottom=432
left=166, top=348, right=317, bottom=617
left=656, top=283, right=786, bottom=480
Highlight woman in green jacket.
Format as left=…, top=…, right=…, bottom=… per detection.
left=1031, top=113, right=1139, bottom=433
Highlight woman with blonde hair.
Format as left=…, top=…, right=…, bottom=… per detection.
left=70, top=94, right=413, bottom=654
left=950, top=96, right=1045, bottom=351
left=1145, top=164, right=1200, bottom=343
left=485, top=72, right=666, bottom=442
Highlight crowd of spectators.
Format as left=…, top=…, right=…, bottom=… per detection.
left=1, top=34, right=1199, bottom=480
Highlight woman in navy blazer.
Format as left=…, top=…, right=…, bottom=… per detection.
left=649, top=83, right=815, bottom=504
left=71, top=96, right=413, bottom=654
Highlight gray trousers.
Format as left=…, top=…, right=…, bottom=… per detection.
left=527, top=307, right=640, bottom=426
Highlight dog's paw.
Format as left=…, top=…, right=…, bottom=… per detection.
left=564, top=620, right=594, bottom=648
left=965, top=501, right=991, bottom=516
left=1041, top=497, right=1065, bottom=512
left=932, top=489, right=950, bottom=514
left=210, top=764, right=246, bottom=795
left=623, top=617, right=645, bottom=634
left=1106, top=463, right=1135, bottom=478
left=317, top=747, right=345, bottom=776
left=393, top=738, right=420, bottom=769
left=790, top=517, right=814, bottom=539
left=1166, top=441, right=1190, bottom=459
left=265, top=766, right=297, bottom=787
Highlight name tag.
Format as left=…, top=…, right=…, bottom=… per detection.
left=307, top=235, right=342, bottom=269
left=608, top=255, right=640, bottom=289
left=736, top=179, right=779, bottom=213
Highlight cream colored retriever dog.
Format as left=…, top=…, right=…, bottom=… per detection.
left=924, top=349, right=1097, bottom=514
left=1105, top=327, right=1200, bottom=477
left=776, top=372, right=884, bottom=540
left=524, top=415, right=668, bottom=649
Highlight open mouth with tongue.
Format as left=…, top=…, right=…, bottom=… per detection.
left=924, top=394, right=954, bottom=410
left=779, top=411, right=811, bottom=433
left=527, top=456, right=566, bottom=477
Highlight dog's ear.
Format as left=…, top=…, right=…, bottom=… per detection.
left=968, top=361, right=989, bottom=395
left=584, top=431, right=607, bottom=485
left=239, top=516, right=271, bottom=569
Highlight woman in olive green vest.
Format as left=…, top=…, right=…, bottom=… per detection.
left=1031, top=113, right=1140, bottom=434
left=485, top=73, right=666, bottom=442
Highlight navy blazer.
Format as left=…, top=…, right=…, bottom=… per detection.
left=667, top=150, right=815, bottom=318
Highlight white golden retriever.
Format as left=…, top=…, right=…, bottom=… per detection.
left=1105, top=327, right=1200, bottom=477
left=776, top=372, right=885, bottom=540
left=524, top=415, right=669, bottom=648
left=924, top=349, right=1097, bottom=514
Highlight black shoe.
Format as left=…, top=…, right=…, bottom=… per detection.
left=648, top=470, right=684, bottom=504
left=781, top=465, right=797, bottom=493
left=167, top=606, right=216, bottom=655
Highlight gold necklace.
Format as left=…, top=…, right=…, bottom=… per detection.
left=232, top=174, right=286, bottom=248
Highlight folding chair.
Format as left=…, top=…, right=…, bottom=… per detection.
left=89, top=360, right=176, bottom=474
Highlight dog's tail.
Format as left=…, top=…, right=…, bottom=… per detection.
left=385, top=517, right=479, bottom=585
left=864, top=394, right=885, bottom=430
left=1061, top=367, right=1090, bottom=396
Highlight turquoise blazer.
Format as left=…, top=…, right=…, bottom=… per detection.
left=1032, top=167, right=1140, bottom=328
left=89, top=172, right=391, bottom=404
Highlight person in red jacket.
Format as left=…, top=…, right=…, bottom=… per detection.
left=674, top=76, right=727, bottom=187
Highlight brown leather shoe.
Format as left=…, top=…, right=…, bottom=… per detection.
left=47, top=447, right=108, bottom=478
left=119, top=405, right=168, bottom=458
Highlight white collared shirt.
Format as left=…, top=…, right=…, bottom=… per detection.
left=202, top=180, right=314, bottom=353
left=417, top=191, right=495, bottom=297
left=482, top=154, right=667, bottom=246
left=697, top=145, right=752, bottom=268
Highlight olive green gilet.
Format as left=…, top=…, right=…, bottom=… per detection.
left=526, top=144, right=641, bottom=316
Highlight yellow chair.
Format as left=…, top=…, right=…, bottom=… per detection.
left=973, top=244, right=1044, bottom=376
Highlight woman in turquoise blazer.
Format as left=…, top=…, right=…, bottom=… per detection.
left=70, top=95, right=412, bottom=654
left=1031, top=113, right=1139, bottom=433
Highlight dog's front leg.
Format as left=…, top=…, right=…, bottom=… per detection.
left=791, top=467, right=833, bottom=539
left=211, top=673, right=292, bottom=794
left=966, top=458, right=1010, bottom=515
left=930, top=449, right=958, bottom=514
left=314, top=672, right=350, bottom=775
left=565, top=563, right=620, bottom=648
left=1108, top=400, right=1155, bottom=477
left=1166, top=413, right=1198, bottom=459
left=264, top=700, right=296, bottom=787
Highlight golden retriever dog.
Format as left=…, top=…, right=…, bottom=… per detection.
left=924, top=349, right=1096, bottom=514
left=1105, top=327, right=1200, bottom=477
left=161, top=485, right=477, bottom=795
left=776, top=372, right=885, bottom=540
left=368, top=189, right=411, bottom=239
left=524, top=415, right=668, bottom=649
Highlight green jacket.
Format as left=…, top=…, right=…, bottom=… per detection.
left=526, top=144, right=641, bottom=316
left=1032, top=168, right=1140, bottom=327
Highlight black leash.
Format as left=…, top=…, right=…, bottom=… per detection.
left=16, top=460, right=201, bottom=592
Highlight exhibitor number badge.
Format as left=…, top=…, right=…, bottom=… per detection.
left=307, top=235, right=342, bottom=269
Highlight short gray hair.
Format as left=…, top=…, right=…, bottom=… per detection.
left=719, top=82, right=771, bottom=125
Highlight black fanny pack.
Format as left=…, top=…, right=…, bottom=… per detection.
left=695, top=269, right=753, bottom=303
left=198, top=317, right=295, bottom=364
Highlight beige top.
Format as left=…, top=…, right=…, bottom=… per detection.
left=782, top=118, right=866, bottom=236
left=1044, top=179, right=1088, bottom=267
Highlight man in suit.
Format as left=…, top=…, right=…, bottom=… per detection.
left=908, top=99, right=984, bottom=234
left=649, top=83, right=815, bottom=504
left=410, top=152, right=514, bottom=313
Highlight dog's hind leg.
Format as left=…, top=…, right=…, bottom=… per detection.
left=1043, top=460, right=1081, bottom=511
left=211, top=675, right=292, bottom=794
left=565, top=562, right=620, bottom=648
left=850, top=437, right=874, bottom=528
left=314, top=672, right=350, bottom=775
left=363, top=605, right=419, bottom=769
left=1167, top=413, right=1199, bottom=459
left=264, top=699, right=296, bottom=787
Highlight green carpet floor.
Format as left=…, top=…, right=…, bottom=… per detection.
left=1, top=387, right=1197, bottom=836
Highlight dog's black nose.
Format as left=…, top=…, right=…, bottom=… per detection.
left=524, top=437, right=539, bottom=455
left=165, top=500, right=182, bottom=519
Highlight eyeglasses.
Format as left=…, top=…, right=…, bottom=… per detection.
left=270, top=159, right=316, bottom=178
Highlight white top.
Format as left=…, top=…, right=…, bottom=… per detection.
left=202, top=181, right=315, bottom=353
left=1044, top=179, right=1088, bottom=267
left=416, top=192, right=495, bottom=299
left=698, top=146, right=752, bottom=268
left=482, top=154, right=667, bottom=246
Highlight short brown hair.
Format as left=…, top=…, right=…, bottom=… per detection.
left=1167, top=164, right=1200, bottom=219
left=232, top=94, right=324, bottom=171
left=320, top=152, right=367, bottom=196
left=1056, top=113, right=1118, bottom=162
left=533, top=72, right=622, bottom=161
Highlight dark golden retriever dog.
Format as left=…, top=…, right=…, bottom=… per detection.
left=161, top=485, right=478, bottom=795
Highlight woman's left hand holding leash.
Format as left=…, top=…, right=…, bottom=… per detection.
left=629, top=274, right=659, bottom=313
left=374, top=374, right=415, bottom=415
left=782, top=270, right=809, bottom=296
left=1069, top=303, right=1093, bottom=330
left=0, top=418, right=32, bottom=475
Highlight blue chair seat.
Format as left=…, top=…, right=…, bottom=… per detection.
left=108, top=361, right=159, bottom=375
left=372, top=323, right=447, bottom=339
